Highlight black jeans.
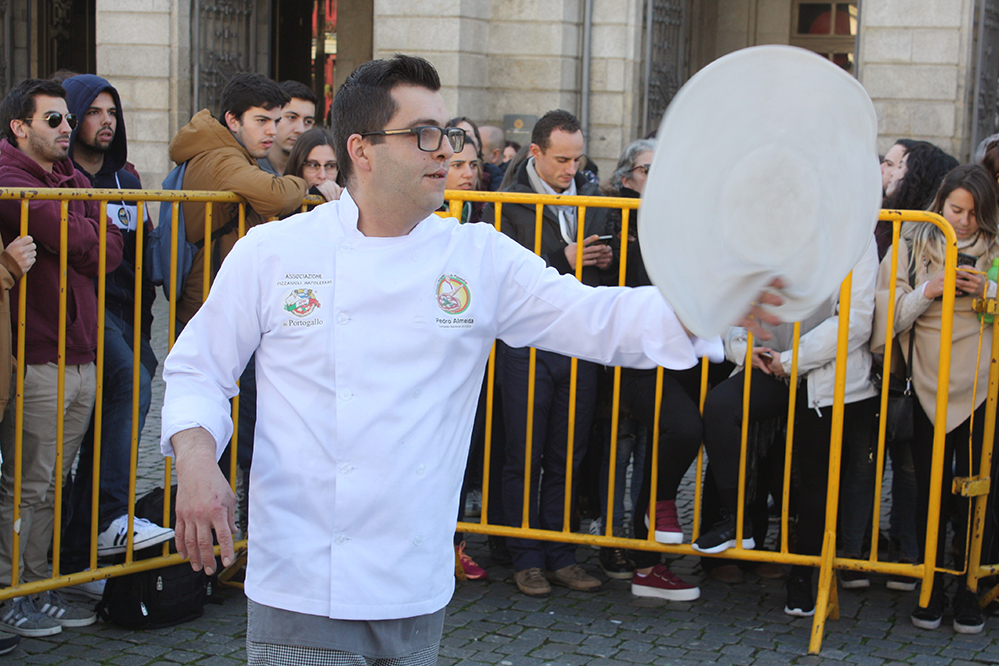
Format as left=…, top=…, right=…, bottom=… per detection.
left=702, top=369, right=878, bottom=577
left=912, top=398, right=997, bottom=586
left=621, top=367, right=703, bottom=569
left=498, top=343, right=598, bottom=571
left=702, top=371, right=790, bottom=511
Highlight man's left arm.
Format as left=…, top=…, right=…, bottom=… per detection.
left=212, top=150, right=309, bottom=219
left=491, top=233, right=720, bottom=370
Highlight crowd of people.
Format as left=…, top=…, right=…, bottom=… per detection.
left=0, top=56, right=994, bottom=662
left=441, top=114, right=999, bottom=638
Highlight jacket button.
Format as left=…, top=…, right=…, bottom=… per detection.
left=339, top=389, right=352, bottom=401
left=415, top=464, right=425, bottom=475
left=337, top=313, right=349, bottom=324
left=339, top=242, right=352, bottom=253
left=335, top=535, right=347, bottom=545
left=340, top=464, right=352, bottom=475
left=413, top=535, right=423, bottom=545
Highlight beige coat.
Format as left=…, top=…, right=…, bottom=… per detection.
left=872, top=238, right=995, bottom=432
left=0, top=250, right=23, bottom=419
left=168, top=109, right=308, bottom=323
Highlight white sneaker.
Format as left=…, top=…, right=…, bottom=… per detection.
left=62, top=569, right=106, bottom=602
left=464, top=488, right=482, bottom=518
left=97, top=515, right=174, bottom=555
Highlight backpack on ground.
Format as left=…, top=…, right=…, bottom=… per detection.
left=146, top=162, right=239, bottom=301
left=96, top=486, right=222, bottom=630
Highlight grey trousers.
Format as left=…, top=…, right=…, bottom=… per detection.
left=246, top=640, right=440, bottom=666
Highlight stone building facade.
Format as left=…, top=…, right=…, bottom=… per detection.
left=1, top=0, right=997, bottom=187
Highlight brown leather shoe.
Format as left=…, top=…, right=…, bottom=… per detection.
left=545, top=564, right=602, bottom=592
left=754, top=562, right=785, bottom=580
left=514, top=567, right=551, bottom=596
left=707, top=563, right=745, bottom=584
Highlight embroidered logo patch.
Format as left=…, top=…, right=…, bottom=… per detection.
left=284, top=288, right=321, bottom=318
left=436, top=275, right=470, bottom=315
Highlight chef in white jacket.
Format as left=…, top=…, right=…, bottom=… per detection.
left=162, top=55, right=780, bottom=666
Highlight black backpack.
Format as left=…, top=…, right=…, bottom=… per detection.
left=96, top=486, right=222, bottom=629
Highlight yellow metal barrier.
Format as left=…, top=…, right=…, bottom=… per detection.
left=0, top=186, right=993, bottom=658
left=0, top=188, right=324, bottom=602
left=441, top=193, right=997, bottom=654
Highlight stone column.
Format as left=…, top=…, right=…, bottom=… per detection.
left=858, top=0, right=975, bottom=159
left=95, top=0, right=190, bottom=192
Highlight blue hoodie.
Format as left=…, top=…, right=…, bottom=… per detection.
left=63, top=74, right=155, bottom=344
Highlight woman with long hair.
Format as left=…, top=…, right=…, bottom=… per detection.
left=874, top=164, right=999, bottom=634
left=284, top=127, right=342, bottom=202
left=878, top=141, right=957, bottom=260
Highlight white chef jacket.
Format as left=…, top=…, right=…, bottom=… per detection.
left=160, top=191, right=721, bottom=621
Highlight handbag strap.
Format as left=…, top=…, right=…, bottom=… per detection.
left=903, top=238, right=916, bottom=392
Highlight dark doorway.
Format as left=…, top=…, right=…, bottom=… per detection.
left=272, top=0, right=337, bottom=124
left=271, top=0, right=372, bottom=125
left=39, top=0, right=96, bottom=78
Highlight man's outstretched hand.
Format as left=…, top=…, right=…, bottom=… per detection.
left=737, top=278, right=786, bottom=341
left=172, top=427, right=236, bottom=576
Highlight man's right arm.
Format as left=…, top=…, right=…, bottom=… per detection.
left=172, top=427, right=235, bottom=576
left=0, top=171, right=123, bottom=276
left=161, top=229, right=263, bottom=573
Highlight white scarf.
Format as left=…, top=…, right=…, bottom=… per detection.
left=527, top=156, right=578, bottom=244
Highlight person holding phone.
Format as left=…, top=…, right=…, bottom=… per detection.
left=483, top=110, right=615, bottom=597
left=873, top=164, right=999, bottom=635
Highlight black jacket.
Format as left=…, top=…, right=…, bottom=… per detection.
left=484, top=158, right=612, bottom=287
left=64, top=74, right=156, bottom=341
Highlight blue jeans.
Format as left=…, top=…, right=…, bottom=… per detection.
left=63, top=310, right=155, bottom=571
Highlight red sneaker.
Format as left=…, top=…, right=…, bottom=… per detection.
left=645, top=500, right=683, bottom=544
left=631, top=564, right=700, bottom=601
left=456, top=541, right=488, bottom=581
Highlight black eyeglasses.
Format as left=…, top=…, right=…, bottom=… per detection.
left=360, top=126, right=465, bottom=153
left=22, top=112, right=78, bottom=130
left=629, top=164, right=650, bottom=175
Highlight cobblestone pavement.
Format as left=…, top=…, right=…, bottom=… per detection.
left=7, top=538, right=999, bottom=665
left=8, top=301, right=998, bottom=664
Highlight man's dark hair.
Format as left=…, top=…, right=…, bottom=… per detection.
left=0, top=78, right=67, bottom=143
left=332, top=54, right=441, bottom=184
left=219, top=73, right=290, bottom=122
left=279, top=80, right=318, bottom=107
left=531, top=110, right=581, bottom=152
left=49, top=69, right=81, bottom=84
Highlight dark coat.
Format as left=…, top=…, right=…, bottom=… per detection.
left=484, top=158, right=612, bottom=287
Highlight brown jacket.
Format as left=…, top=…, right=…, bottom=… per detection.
left=168, top=109, right=308, bottom=323
left=0, top=250, right=23, bottom=419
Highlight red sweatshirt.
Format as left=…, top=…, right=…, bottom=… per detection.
left=0, top=139, right=123, bottom=365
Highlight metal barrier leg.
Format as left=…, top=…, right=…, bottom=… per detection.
left=809, top=529, right=839, bottom=654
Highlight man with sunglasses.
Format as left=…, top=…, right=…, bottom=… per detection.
left=0, top=79, right=124, bottom=636
left=161, top=55, right=775, bottom=665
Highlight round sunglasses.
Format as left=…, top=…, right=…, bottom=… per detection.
left=21, top=112, right=78, bottom=130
